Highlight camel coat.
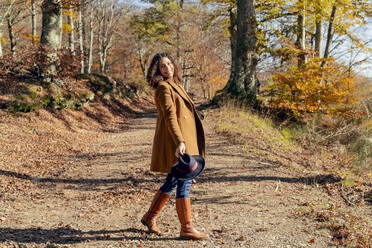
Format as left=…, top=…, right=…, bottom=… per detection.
left=150, top=79, right=205, bottom=173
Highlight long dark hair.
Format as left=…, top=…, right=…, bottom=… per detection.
left=146, top=52, right=182, bottom=88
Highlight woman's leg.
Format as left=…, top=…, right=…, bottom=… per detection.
left=141, top=174, right=175, bottom=234
left=160, top=173, right=178, bottom=195
left=175, top=179, right=192, bottom=198
left=175, top=179, right=207, bottom=239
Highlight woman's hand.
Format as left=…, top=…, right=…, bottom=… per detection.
left=175, top=142, right=186, bottom=158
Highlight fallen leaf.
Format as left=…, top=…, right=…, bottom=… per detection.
left=237, top=236, right=245, bottom=241
left=218, top=226, right=226, bottom=233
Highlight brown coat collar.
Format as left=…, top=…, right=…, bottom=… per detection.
left=166, top=79, right=194, bottom=107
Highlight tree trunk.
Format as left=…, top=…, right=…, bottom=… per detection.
left=208, top=84, right=211, bottom=100
left=87, top=11, right=94, bottom=74
left=314, top=2, right=322, bottom=57
left=31, top=0, right=37, bottom=42
left=98, top=0, right=115, bottom=74
left=322, top=5, right=337, bottom=67
left=0, top=31, right=3, bottom=58
left=0, top=0, right=15, bottom=58
left=41, top=0, right=63, bottom=80
left=98, top=26, right=104, bottom=73
left=68, top=7, right=75, bottom=55
left=202, top=85, right=207, bottom=99
left=221, top=6, right=237, bottom=93
left=0, top=0, right=16, bottom=24
left=41, top=0, right=62, bottom=50
left=137, top=48, right=146, bottom=78
left=315, top=21, right=323, bottom=57
left=102, top=43, right=110, bottom=74
left=296, top=0, right=306, bottom=67
left=7, top=16, right=16, bottom=53
left=183, top=59, right=190, bottom=92
left=78, top=7, right=85, bottom=73
left=97, top=6, right=105, bottom=73
left=176, top=0, right=184, bottom=60
left=228, top=0, right=259, bottom=98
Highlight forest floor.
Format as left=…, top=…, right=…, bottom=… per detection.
left=0, top=95, right=371, bottom=248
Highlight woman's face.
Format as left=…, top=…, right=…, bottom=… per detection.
left=159, top=57, right=174, bottom=79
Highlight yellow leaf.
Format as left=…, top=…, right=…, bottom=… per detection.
left=62, top=23, right=74, bottom=32
left=63, top=9, right=77, bottom=18
left=0, top=37, right=7, bottom=44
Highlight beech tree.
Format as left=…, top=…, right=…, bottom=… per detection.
left=0, top=0, right=17, bottom=57
left=94, top=0, right=122, bottom=74
left=6, top=7, right=21, bottom=53
left=213, top=0, right=259, bottom=101
left=31, top=0, right=40, bottom=42
left=232, top=0, right=259, bottom=96
left=76, top=2, right=85, bottom=73
left=41, top=0, right=62, bottom=49
left=65, top=4, right=75, bottom=55
left=40, top=0, right=62, bottom=81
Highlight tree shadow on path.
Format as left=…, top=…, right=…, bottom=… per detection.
left=0, top=167, right=341, bottom=192
left=0, top=170, right=156, bottom=187
left=198, top=167, right=341, bottom=186
left=0, top=227, right=177, bottom=245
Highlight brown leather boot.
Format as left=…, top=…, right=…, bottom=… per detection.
left=141, top=190, right=170, bottom=234
left=176, top=198, right=208, bottom=240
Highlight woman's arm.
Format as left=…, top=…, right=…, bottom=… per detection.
left=155, top=83, right=185, bottom=149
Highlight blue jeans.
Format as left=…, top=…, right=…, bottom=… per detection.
left=160, top=174, right=192, bottom=198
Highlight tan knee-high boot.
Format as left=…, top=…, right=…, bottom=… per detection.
left=176, top=198, right=207, bottom=240
left=141, top=189, right=170, bottom=234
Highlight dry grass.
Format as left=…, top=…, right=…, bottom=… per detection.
left=213, top=100, right=372, bottom=247
left=215, top=101, right=328, bottom=172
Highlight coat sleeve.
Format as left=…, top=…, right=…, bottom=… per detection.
left=155, top=83, right=185, bottom=146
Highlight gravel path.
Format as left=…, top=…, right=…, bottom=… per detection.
left=0, top=108, right=340, bottom=248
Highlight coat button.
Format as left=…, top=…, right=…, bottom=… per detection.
left=184, top=115, right=187, bottom=119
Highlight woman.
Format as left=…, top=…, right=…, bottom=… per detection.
left=141, top=52, right=207, bottom=240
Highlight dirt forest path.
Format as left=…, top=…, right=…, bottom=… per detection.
left=1, top=107, right=341, bottom=248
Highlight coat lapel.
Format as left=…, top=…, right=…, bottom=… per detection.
left=166, top=79, right=194, bottom=107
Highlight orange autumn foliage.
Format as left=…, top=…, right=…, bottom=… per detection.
left=267, top=58, right=360, bottom=120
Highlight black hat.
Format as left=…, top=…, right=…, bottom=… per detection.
left=171, top=153, right=205, bottom=180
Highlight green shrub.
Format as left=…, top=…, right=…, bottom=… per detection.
left=7, top=102, right=38, bottom=113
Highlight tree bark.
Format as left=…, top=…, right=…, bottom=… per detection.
left=41, top=0, right=62, bottom=80
left=296, top=0, right=306, bottom=67
left=31, top=0, right=37, bottom=42
left=228, top=0, right=259, bottom=98
left=97, top=0, right=116, bottom=74
left=0, top=0, right=16, bottom=57
left=0, top=0, right=16, bottom=24
left=183, top=58, right=190, bottom=92
left=221, top=6, right=237, bottom=93
left=7, top=16, right=16, bottom=53
left=137, top=47, right=146, bottom=78
left=0, top=32, right=3, bottom=58
left=176, top=0, right=184, bottom=60
left=41, top=0, right=62, bottom=50
left=87, top=10, right=94, bottom=74
left=78, top=7, right=85, bottom=73
left=315, top=21, right=323, bottom=57
left=314, top=2, right=322, bottom=57
left=68, top=6, right=75, bottom=55
left=322, top=5, right=337, bottom=67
